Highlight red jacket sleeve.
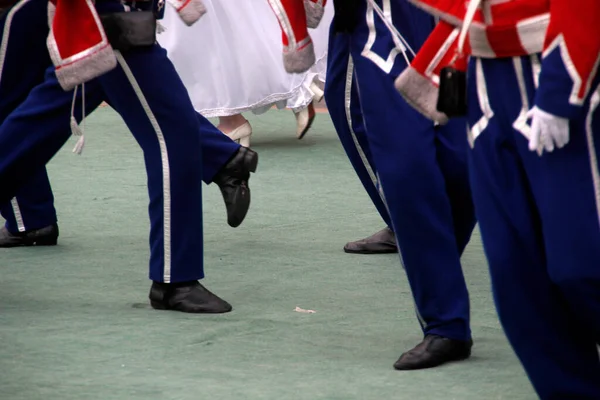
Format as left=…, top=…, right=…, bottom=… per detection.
left=394, top=21, right=468, bottom=124
left=535, top=0, right=600, bottom=118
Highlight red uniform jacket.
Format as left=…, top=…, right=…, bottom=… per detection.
left=47, top=0, right=206, bottom=91
left=395, top=0, right=600, bottom=123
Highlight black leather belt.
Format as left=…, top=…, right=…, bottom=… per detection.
left=100, top=11, right=156, bottom=51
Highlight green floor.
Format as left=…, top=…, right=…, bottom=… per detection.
left=0, top=108, right=536, bottom=400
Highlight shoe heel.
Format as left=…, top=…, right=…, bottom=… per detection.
left=239, top=135, right=251, bottom=148
left=150, top=300, right=168, bottom=310
left=245, top=151, right=258, bottom=173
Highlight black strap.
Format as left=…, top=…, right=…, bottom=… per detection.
left=100, top=11, right=156, bottom=52
left=332, top=0, right=361, bottom=33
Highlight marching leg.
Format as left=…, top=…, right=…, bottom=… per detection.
left=347, top=2, right=473, bottom=369
left=197, top=113, right=259, bottom=228
left=0, top=0, right=59, bottom=246
left=352, top=56, right=473, bottom=365
left=198, top=114, right=240, bottom=184
left=434, top=119, right=476, bottom=253
left=469, top=56, right=600, bottom=399
left=529, top=86, right=600, bottom=344
left=324, top=24, right=396, bottom=254
left=0, top=68, right=107, bottom=205
left=0, top=170, right=58, bottom=247
left=96, top=42, right=232, bottom=313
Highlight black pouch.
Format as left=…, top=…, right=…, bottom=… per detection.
left=436, top=66, right=467, bottom=118
left=100, top=11, right=156, bottom=52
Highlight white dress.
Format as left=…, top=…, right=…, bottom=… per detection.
left=157, top=0, right=333, bottom=118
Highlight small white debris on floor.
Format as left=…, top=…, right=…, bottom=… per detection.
left=294, top=306, right=316, bottom=314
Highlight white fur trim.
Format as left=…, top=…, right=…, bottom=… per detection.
left=395, top=67, right=449, bottom=124
left=304, top=0, right=324, bottom=29
left=54, top=45, right=117, bottom=91
left=283, top=41, right=316, bottom=73
left=167, top=0, right=206, bottom=26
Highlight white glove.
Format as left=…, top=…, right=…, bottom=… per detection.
left=527, top=106, right=570, bottom=154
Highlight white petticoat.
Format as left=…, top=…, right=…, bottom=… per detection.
left=158, top=0, right=333, bottom=118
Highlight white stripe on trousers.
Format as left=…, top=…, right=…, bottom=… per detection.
left=344, top=56, right=381, bottom=197
left=344, top=54, right=421, bottom=326
left=585, top=86, right=600, bottom=230
left=10, top=199, right=25, bottom=232
left=114, top=51, right=173, bottom=282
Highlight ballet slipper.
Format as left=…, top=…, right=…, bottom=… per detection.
left=223, top=122, right=252, bottom=147
left=294, top=103, right=316, bottom=139
left=310, top=80, right=324, bottom=102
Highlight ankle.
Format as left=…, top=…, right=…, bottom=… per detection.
left=218, top=116, right=248, bottom=134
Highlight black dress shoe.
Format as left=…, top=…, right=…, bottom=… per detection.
left=213, top=147, right=258, bottom=228
left=149, top=281, right=232, bottom=313
left=393, top=335, right=473, bottom=370
left=343, top=227, right=397, bottom=254
left=0, top=224, right=59, bottom=248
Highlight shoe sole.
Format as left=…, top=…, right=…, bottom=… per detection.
left=343, top=247, right=398, bottom=254
left=393, top=353, right=471, bottom=370
left=150, top=300, right=233, bottom=314
left=227, top=185, right=251, bottom=228
left=393, top=343, right=473, bottom=371
left=297, top=109, right=316, bottom=140
left=226, top=151, right=258, bottom=228
left=0, top=237, right=58, bottom=248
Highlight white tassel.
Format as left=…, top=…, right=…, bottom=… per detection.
left=73, top=135, right=85, bottom=155
left=70, top=116, right=83, bottom=137
left=69, top=83, right=86, bottom=155
left=157, top=21, right=166, bottom=34
left=70, top=116, right=85, bottom=154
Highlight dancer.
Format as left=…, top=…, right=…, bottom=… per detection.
left=325, top=0, right=476, bottom=369
left=158, top=0, right=332, bottom=146
left=396, top=0, right=600, bottom=396
left=0, top=0, right=257, bottom=247
left=0, top=0, right=255, bottom=313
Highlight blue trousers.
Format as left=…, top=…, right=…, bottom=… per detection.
left=324, top=0, right=476, bottom=341
left=0, top=0, right=239, bottom=283
left=0, top=0, right=57, bottom=233
left=0, top=0, right=238, bottom=236
left=468, top=56, right=600, bottom=398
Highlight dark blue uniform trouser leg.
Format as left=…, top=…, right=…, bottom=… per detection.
left=0, top=38, right=236, bottom=282
left=197, top=114, right=238, bottom=183
left=0, top=172, right=56, bottom=233
left=351, top=50, right=474, bottom=342
left=97, top=46, right=207, bottom=282
left=467, top=56, right=600, bottom=398
left=0, top=70, right=105, bottom=207
left=0, top=0, right=237, bottom=234
left=324, top=29, right=392, bottom=228
left=0, top=0, right=57, bottom=233
left=326, top=15, right=475, bottom=341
